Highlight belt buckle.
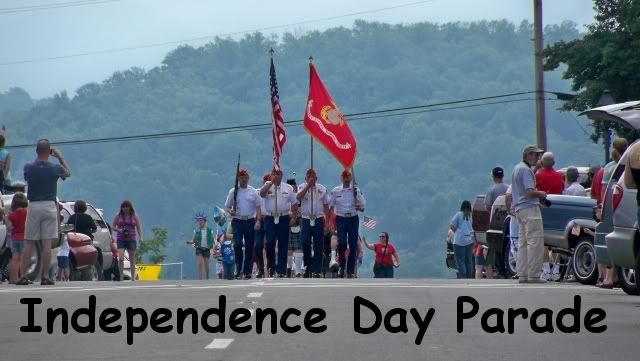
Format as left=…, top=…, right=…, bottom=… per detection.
left=241, top=216, right=248, bottom=221
left=344, top=212, right=352, bottom=217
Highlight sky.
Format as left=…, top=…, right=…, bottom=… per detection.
left=0, top=0, right=596, bottom=99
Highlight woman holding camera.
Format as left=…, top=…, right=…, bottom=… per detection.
left=112, top=200, right=143, bottom=281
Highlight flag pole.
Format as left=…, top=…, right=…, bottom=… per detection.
left=309, top=55, right=315, bottom=227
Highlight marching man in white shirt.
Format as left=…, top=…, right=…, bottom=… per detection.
left=260, top=168, right=298, bottom=278
left=296, top=168, right=331, bottom=278
left=329, top=169, right=366, bottom=278
left=225, top=169, right=262, bottom=280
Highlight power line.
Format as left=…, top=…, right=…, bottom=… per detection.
left=0, top=0, right=433, bottom=66
left=5, top=94, right=537, bottom=150
left=0, top=0, right=118, bottom=15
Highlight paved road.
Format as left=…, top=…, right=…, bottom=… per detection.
left=0, top=279, right=638, bottom=361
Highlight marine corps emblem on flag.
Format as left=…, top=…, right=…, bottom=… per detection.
left=303, top=63, right=357, bottom=169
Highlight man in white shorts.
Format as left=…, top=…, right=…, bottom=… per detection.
left=19, top=139, right=70, bottom=286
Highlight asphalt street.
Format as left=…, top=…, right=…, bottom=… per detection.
left=0, top=279, right=638, bottom=361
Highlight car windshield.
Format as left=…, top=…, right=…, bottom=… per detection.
left=86, top=205, right=108, bottom=228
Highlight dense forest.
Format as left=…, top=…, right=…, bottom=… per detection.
left=0, top=19, right=603, bottom=278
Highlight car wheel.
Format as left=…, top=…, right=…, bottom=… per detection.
left=25, top=240, right=42, bottom=281
left=616, top=266, right=638, bottom=296
left=572, top=237, right=598, bottom=285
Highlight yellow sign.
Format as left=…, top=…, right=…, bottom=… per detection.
left=136, top=264, right=162, bottom=281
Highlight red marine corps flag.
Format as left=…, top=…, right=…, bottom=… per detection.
left=303, top=61, right=357, bottom=169
left=270, top=49, right=286, bottom=170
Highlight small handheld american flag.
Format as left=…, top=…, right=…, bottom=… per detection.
left=363, top=216, right=377, bottom=230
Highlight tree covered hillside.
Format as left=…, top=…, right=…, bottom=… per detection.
left=0, top=20, right=602, bottom=278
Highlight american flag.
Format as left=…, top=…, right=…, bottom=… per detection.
left=270, top=55, right=286, bottom=170
left=363, top=216, right=377, bottom=230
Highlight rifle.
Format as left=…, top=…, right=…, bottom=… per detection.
left=232, top=153, right=240, bottom=213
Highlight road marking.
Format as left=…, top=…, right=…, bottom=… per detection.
left=247, top=292, right=263, bottom=298
left=251, top=281, right=265, bottom=286
left=0, top=281, right=615, bottom=294
left=204, top=338, right=234, bottom=349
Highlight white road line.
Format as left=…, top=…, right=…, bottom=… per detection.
left=247, top=292, right=263, bottom=298
left=204, top=338, right=234, bottom=349
left=0, top=282, right=612, bottom=294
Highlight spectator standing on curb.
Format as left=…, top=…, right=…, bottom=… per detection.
left=0, top=134, right=11, bottom=193
left=535, top=151, right=564, bottom=280
left=18, top=140, right=71, bottom=286
left=449, top=200, right=474, bottom=279
left=510, top=145, right=547, bottom=284
left=599, top=138, right=629, bottom=288
left=484, top=166, right=509, bottom=279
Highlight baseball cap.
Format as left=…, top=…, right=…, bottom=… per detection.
left=522, top=144, right=544, bottom=156
left=492, top=167, right=504, bottom=178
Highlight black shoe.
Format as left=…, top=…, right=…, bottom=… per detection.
left=287, top=269, right=292, bottom=278
left=347, top=273, right=355, bottom=279
left=268, top=270, right=275, bottom=278
left=337, top=271, right=345, bottom=278
left=303, top=270, right=311, bottom=278
left=234, top=272, right=241, bottom=280
left=312, top=273, right=321, bottom=278
left=244, top=274, right=252, bottom=280
left=256, top=272, right=264, bottom=279
left=277, top=273, right=286, bottom=278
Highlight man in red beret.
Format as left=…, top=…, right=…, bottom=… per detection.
left=329, top=169, right=366, bottom=278
left=296, top=168, right=330, bottom=278
left=260, top=167, right=298, bottom=277
left=225, top=169, right=262, bottom=279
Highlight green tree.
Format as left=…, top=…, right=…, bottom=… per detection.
left=136, top=227, right=168, bottom=264
left=543, top=0, right=640, bottom=143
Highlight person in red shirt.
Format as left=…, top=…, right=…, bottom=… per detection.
left=535, top=152, right=565, bottom=280
left=7, top=192, right=28, bottom=284
left=591, top=167, right=605, bottom=205
left=362, top=232, right=399, bottom=278
left=536, top=152, right=565, bottom=195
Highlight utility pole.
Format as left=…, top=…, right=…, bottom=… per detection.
left=533, top=0, right=547, bottom=150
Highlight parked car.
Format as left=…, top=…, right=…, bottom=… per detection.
left=580, top=100, right=640, bottom=295
left=481, top=193, right=597, bottom=284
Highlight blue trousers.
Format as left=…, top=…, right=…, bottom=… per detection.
left=232, top=218, right=256, bottom=275
left=454, top=244, right=474, bottom=279
left=301, top=217, right=325, bottom=273
left=336, top=215, right=359, bottom=275
left=254, top=218, right=266, bottom=273
left=223, top=262, right=234, bottom=280
left=264, top=215, right=290, bottom=275
left=374, top=265, right=394, bottom=278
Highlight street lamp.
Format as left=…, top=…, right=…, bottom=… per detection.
left=596, top=90, right=615, bottom=164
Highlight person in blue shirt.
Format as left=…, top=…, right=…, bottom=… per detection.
left=220, top=221, right=235, bottom=280
left=449, top=200, right=474, bottom=279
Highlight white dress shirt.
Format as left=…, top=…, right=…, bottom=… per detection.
left=262, top=182, right=297, bottom=215
left=224, top=186, right=260, bottom=218
left=330, top=184, right=366, bottom=216
left=298, top=182, right=329, bottom=219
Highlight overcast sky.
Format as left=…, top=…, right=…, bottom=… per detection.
left=0, top=0, right=596, bottom=98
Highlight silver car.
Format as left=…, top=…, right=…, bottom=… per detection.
left=581, top=101, right=640, bottom=295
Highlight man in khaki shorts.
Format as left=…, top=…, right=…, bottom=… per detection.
left=18, top=139, right=71, bottom=285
